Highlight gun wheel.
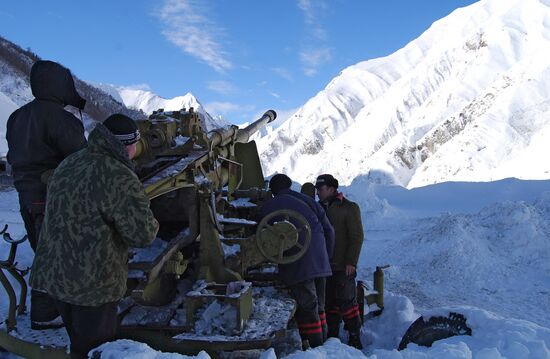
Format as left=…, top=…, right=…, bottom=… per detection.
left=398, top=312, right=472, bottom=350
left=255, top=209, right=311, bottom=264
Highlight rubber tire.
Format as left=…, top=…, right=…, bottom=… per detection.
left=398, top=312, right=472, bottom=350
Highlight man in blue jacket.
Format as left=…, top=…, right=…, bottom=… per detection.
left=258, top=174, right=334, bottom=348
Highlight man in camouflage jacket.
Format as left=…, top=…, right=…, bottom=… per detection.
left=30, top=114, right=159, bottom=359
left=315, top=174, right=364, bottom=349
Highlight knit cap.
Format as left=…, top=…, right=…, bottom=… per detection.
left=103, top=114, right=140, bottom=145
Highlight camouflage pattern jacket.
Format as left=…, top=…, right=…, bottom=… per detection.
left=30, top=123, right=159, bottom=306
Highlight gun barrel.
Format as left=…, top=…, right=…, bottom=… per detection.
left=208, top=110, right=277, bottom=147
left=236, top=110, right=277, bottom=143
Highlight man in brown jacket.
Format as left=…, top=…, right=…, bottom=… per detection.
left=315, top=174, right=364, bottom=349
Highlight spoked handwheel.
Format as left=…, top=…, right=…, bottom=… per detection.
left=255, top=209, right=311, bottom=264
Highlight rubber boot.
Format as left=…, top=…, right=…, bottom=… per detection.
left=30, top=289, right=64, bottom=330
left=348, top=331, right=363, bottom=350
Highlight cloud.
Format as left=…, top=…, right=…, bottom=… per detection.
left=205, top=101, right=255, bottom=116
left=300, top=47, right=332, bottom=76
left=270, top=92, right=281, bottom=99
left=271, top=67, right=294, bottom=82
left=207, top=80, right=237, bottom=95
left=155, top=0, right=232, bottom=72
left=297, top=0, right=327, bottom=41
left=297, top=0, right=331, bottom=76
left=122, top=83, right=152, bottom=91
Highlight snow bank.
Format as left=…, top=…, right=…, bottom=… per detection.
left=0, top=92, right=18, bottom=157
left=93, top=339, right=210, bottom=359
left=282, top=293, right=550, bottom=359
left=359, top=180, right=550, bottom=328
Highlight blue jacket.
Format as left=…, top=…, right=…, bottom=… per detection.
left=284, top=189, right=335, bottom=259
left=258, top=188, right=334, bottom=285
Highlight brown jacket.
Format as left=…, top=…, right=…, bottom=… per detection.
left=322, top=193, right=364, bottom=270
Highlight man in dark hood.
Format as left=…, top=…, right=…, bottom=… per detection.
left=6, top=60, right=87, bottom=329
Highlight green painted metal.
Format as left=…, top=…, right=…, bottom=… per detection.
left=234, top=141, right=265, bottom=190
left=0, top=330, right=69, bottom=359
left=198, top=190, right=242, bottom=283
left=0, top=107, right=332, bottom=356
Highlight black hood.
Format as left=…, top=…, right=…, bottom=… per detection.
left=30, top=60, right=86, bottom=110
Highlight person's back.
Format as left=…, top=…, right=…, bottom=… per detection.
left=259, top=189, right=332, bottom=285
left=259, top=174, right=333, bottom=349
left=7, top=60, right=87, bottom=196
left=30, top=116, right=158, bottom=358
left=30, top=122, right=157, bottom=305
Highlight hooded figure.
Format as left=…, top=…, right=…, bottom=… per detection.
left=5, top=60, right=87, bottom=329
left=7, top=60, right=87, bottom=198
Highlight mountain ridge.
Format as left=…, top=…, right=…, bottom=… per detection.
left=257, top=0, right=550, bottom=188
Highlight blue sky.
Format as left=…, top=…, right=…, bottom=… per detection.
left=1, top=0, right=478, bottom=124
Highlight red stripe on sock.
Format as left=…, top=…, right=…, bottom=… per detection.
left=341, top=305, right=359, bottom=316
left=343, top=309, right=360, bottom=319
left=298, top=321, right=322, bottom=329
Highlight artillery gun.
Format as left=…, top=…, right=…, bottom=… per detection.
left=0, top=108, right=468, bottom=357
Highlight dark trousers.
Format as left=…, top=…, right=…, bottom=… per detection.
left=18, top=192, right=45, bottom=252
left=326, top=271, right=361, bottom=336
left=19, top=192, right=60, bottom=324
left=289, top=279, right=323, bottom=348
left=314, top=277, right=327, bottom=342
left=55, top=299, right=119, bottom=359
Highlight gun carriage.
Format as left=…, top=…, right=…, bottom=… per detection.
left=0, top=108, right=407, bottom=358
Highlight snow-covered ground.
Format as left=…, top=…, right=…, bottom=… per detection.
left=1, top=176, right=549, bottom=358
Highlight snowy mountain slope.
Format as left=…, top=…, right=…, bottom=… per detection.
left=97, top=84, right=228, bottom=131
left=258, top=0, right=550, bottom=188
